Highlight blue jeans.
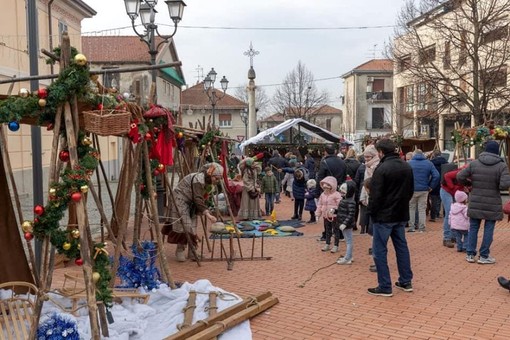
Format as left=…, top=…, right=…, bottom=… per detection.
left=342, top=228, right=353, bottom=261
left=453, top=230, right=468, bottom=252
left=265, top=193, right=275, bottom=215
left=440, top=188, right=453, bottom=240
left=372, top=221, right=413, bottom=292
left=467, top=218, right=496, bottom=258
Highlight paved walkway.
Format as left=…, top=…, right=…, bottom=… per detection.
left=53, top=195, right=510, bottom=339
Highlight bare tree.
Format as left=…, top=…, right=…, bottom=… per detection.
left=390, top=0, right=510, bottom=128
left=232, top=85, right=271, bottom=118
left=271, top=61, right=329, bottom=120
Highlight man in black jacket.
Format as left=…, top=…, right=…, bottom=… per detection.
left=316, top=144, right=347, bottom=194
left=367, top=139, right=414, bottom=297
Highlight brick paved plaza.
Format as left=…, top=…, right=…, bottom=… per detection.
left=53, top=194, right=510, bottom=339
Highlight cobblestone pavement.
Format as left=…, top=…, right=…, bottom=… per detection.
left=51, top=194, right=510, bottom=339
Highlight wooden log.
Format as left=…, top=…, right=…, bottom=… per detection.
left=179, top=291, right=197, bottom=329
left=186, top=296, right=279, bottom=340
left=63, top=101, right=101, bottom=339
left=164, top=292, right=272, bottom=340
left=208, top=292, right=218, bottom=316
left=142, top=141, right=176, bottom=288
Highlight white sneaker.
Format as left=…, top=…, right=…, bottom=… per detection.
left=477, top=256, right=496, bottom=264
left=336, top=257, right=352, bottom=265
left=321, top=244, right=331, bottom=252
left=330, top=246, right=339, bottom=253
left=176, top=246, right=186, bottom=262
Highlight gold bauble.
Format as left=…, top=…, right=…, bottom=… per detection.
left=38, top=98, right=47, bottom=107
left=18, top=88, right=29, bottom=98
left=22, top=220, right=33, bottom=233
left=74, top=54, right=87, bottom=66
left=92, top=272, right=101, bottom=283
left=63, top=242, right=71, bottom=251
left=82, top=137, right=92, bottom=146
left=71, top=229, right=80, bottom=239
left=80, top=185, right=89, bottom=193
left=49, top=188, right=57, bottom=198
left=77, top=244, right=81, bottom=250
left=157, top=163, right=165, bottom=171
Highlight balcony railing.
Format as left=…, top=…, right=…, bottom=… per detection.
left=366, top=91, right=393, bottom=101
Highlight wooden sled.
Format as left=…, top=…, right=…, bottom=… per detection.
left=0, top=281, right=38, bottom=340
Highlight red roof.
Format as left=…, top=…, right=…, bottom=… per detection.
left=181, top=83, right=247, bottom=109
left=311, top=105, right=342, bottom=115
left=82, top=36, right=165, bottom=63
left=353, top=59, right=393, bottom=72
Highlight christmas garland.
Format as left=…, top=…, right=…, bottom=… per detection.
left=451, top=125, right=510, bottom=147
left=0, top=50, right=115, bottom=307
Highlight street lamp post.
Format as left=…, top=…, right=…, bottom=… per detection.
left=203, top=68, right=228, bottom=127
left=124, top=0, right=186, bottom=102
left=240, top=108, right=248, bottom=139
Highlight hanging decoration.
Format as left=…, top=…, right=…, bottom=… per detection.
left=7, top=121, right=20, bottom=131
left=451, top=125, right=510, bottom=147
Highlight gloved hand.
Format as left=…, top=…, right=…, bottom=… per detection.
left=340, top=224, right=347, bottom=231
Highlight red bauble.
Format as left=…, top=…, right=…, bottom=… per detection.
left=144, top=132, right=152, bottom=141
left=153, top=169, right=160, bottom=176
left=37, top=88, right=48, bottom=99
left=59, top=150, right=70, bottom=162
left=71, top=192, right=82, bottom=202
left=139, top=184, right=145, bottom=192
left=34, top=205, right=45, bottom=216
left=34, top=218, right=39, bottom=223
left=153, top=127, right=160, bottom=134
left=98, top=103, right=104, bottom=110
left=46, top=123, right=54, bottom=131
left=24, top=232, right=34, bottom=241
left=75, top=258, right=83, bottom=266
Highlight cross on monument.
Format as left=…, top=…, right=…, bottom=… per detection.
left=243, top=41, right=259, bottom=68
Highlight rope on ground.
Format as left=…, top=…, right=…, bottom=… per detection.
left=297, top=261, right=337, bottom=288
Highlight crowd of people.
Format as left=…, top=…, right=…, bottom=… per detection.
left=162, top=138, right=510, bottom=296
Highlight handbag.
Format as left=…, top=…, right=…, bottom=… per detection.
left=248, top=189, right=260, bottom=199
left=503, top=199, right=510, bottom=215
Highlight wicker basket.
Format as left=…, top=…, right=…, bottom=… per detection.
left=83, top=109, right=131, bottom=136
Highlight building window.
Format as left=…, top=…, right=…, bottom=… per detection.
left=417, top=83, right=427, bottom=110
left=371, top=108, right=385, bottom=129
left=419, top=45, right=436, bottom=64
left=58, top=21, right=68, bottom=42
left=405, top=85, right=414, bottom=112
left=398, top=55, right=411, bottom=72
left=481, top=67, right=507, bottom=89
left=102, top=68, right=120, bottom=89
left=482, top=26, right=508, bottom=45
left=218, top=113, right=232, bottom=127
left=443, top=41, right=451, bottom=69
left=459, top=30, right=467, bottom=66
left=325, top=118, right=332, bottom=131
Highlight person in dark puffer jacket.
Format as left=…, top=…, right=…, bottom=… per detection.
left=335, top=180, right=357, bottom=265
left=457, top=140, right=510, bottom=264
left=281, top=165, right=308, bottom=220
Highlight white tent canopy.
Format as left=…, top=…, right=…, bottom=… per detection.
left=240, top=118, right=352, bottom=152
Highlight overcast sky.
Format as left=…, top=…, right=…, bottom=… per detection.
left=81, top=0, right=405, bottom=110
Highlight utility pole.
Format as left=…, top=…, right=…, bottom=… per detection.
left=27, top=0, right=44, bottom=272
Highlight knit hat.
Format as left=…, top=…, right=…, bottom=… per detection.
left=454, top=190, right=468, bottom=203
left=485, top=140, right=499, bottom=155
left=245, top=158, right=254, bottom=167
left=364, top=145, right=378, bottom=157
left=204, top=162, right=224, bottom=177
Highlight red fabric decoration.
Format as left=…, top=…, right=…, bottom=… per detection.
left=128, top=118, right=141, bottom=143
left=253, top=152, right=264, bottom=160
left=144, top=105, right=176, bottom=165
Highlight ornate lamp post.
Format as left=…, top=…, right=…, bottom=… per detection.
left=240, top=108, right=248, bottom=139
left=124, top=0, right=186, bottom=102
left=203, top=68, right=228, bottom=127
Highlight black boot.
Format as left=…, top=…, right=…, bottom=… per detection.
left=498, top=276, right=510, bottom=290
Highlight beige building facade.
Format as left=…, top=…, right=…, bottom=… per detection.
left=342, top=59, right=393, bottom=150
left=0, top=0, right=95, bottom=194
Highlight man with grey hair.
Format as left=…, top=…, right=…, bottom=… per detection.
left=408, top=149, right=439, bottom=233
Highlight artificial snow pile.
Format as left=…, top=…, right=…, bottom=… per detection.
left=41, top=279, right=251, bottom=339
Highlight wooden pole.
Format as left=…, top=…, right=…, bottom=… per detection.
left=186, top=296, right=279, bottom=340
left=179, top=291, right=197, bottom=329
left=164, top=292, right=272, bottom=340
left=63, top=101, right=101, bottom=338
left=142, top=141, right=176, bottom=288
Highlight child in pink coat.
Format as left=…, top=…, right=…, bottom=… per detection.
left=316, top=176, right=342, bottom=253
left=449, top=190, right=469, bottom=252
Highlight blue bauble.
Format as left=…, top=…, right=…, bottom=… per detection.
left=8, top=121, right=20, bottom=132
